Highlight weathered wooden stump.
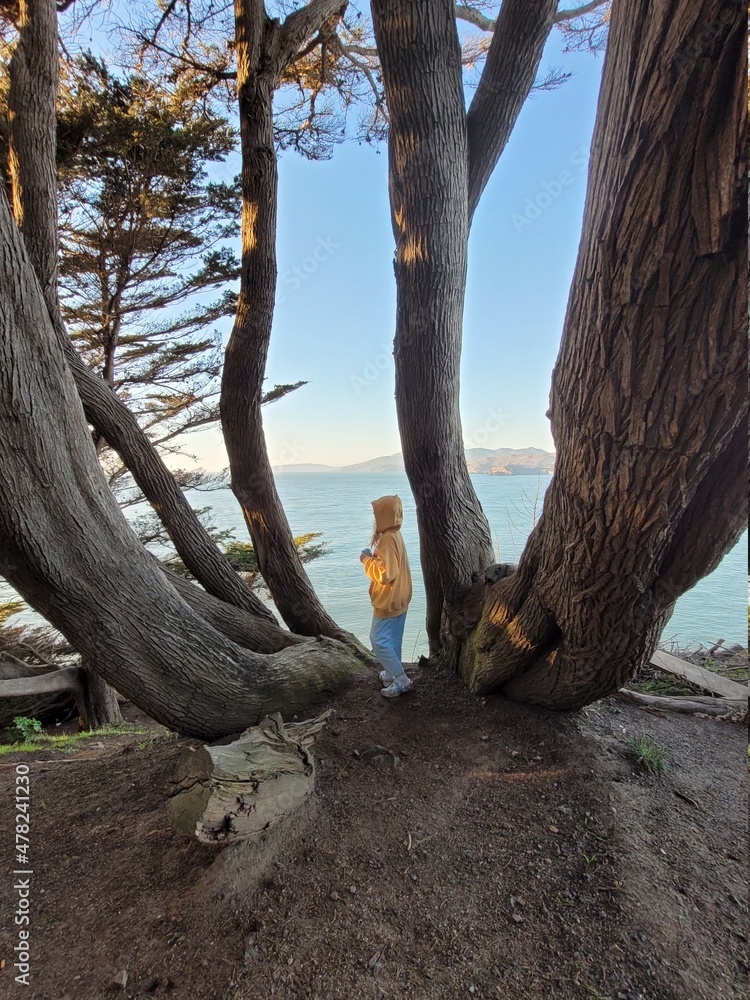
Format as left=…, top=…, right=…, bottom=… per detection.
left=167, top=711, right=329, bottom=845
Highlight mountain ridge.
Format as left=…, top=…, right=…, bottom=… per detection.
left=273, top=447, right=555, bottom=476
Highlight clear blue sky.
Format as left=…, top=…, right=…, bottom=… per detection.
left=187, top=31, right=605, bottom=470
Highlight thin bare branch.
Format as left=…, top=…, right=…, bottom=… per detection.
left=147, top=0, right=180, bottom=46
left=276, top=0, right=347, bottom=75
left=132, top=33, right=237, bottom=79
left=456, top=0, right=608, bottom=32
left=455, top=4, right=494, bottom=31
left=466, top=0, right=558, bottom=220
left=554, top=0, right=607, bottom=22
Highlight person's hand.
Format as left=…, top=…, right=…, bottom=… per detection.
left=360, top=547, right=372, bottom=562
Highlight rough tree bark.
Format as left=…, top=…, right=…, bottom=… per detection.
left=373, top=0, right=746, bottom=705
left=64, top=342, right=278, bottom=623
left=371, top=0, right=490, bottom=656
left=4, top=0, right=277, bottom=628
left=461, top=0, right=747, bottom=706
left=6, top=0, right=123, bottom=725
left=78, top=662, right=124, bottom=728
left=0, top=182, right=366, bottom=739
left=7, top=0, right=58, bottom=304
left=220, top=0, right=353, bottom=639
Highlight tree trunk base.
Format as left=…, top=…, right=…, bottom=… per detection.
left=167, top=712, right=329, bottom=845
left=80, top=665, right=123, bottom=729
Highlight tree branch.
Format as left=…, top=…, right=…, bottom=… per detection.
left=0, top=665, right=83, bottom=699
left=329, top=32, right=384, bottom=116
left=133, top=33, right=237, bottom=80
left=456, top=0, right=608, bottom=32
left=146, top=0, right=180, bottom=46
left=276, top=0, right=348, bottom=76
left=454, top=4, right=495, bottom=31
left=554, top=0, right=607, bottom=22
left=0, top=655, right=56, bottom=679
left=466, top=0, right=559, bottom=221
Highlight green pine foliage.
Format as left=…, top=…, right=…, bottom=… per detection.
left=54, top=55, right=241, bottom=453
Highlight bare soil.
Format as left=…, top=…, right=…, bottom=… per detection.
left=0, top=663, right=746, bottom=1000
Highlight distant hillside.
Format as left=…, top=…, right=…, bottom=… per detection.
left=340, top=453, right=405, bottom=473
left=464, top=447, right=555, bottom=476
left=274, top=448, right=554, bottom=476
left=273, top=463, right=337, bottom=475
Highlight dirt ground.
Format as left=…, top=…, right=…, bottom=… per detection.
left=0, top=663, right=746, bottom=1000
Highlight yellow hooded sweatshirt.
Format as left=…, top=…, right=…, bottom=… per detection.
left=362, top=495, right=413, bottom=619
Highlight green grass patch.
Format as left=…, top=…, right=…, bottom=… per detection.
left=628, top=668, right=697, bottom=697
left=0, top=723, right=152, bottom=755
left=625, top=734, right=669, bottom=775
left=136, top=729, right=179, bottom=750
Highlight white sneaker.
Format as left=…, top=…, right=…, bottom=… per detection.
left=380, top=677, right=413, bottom=699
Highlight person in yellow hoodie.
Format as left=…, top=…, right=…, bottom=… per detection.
left=360, top=495, right=414, bottom=698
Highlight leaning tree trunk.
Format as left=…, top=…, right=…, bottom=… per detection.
left=7, top=0, right=118, bottom=724
left=5, top=0, right=276, bottom=626
left=219, top=0, right=353, bottom=640
left=78, top=662, right=123, bottom=728
left=7, top=0, right=58, bottom=304
left=371, top=0, right=494, bottom=655
left=0, top=186, right=366, bottom=739
left=64, top=340, right=278, bottom=623
left=461, top=0, right=747, bottom=707
left=465, top=0, right=558, bottom=222
left=371, top=0, right=562, bottom=656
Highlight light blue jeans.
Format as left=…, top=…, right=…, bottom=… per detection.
left=370, top=612, right=409, bottom=682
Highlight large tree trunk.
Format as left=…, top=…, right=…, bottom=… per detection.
left=371, top=0, right=494, bottom=656
left=7, top=0, right=58, bottom=303
left=220, top=0, right=352, bottom=640
left=5, top=0, right=276, bottom=626
left=64, top=339, right=278, bottom=624
left=371, top=0, right=564, bottom=657
left=0, top=186, right=366, bottom=739
left=79, top=663, right=123, bottom=728
left=461, top=0, right=747, bottom=706
left=5, top=0, right=133, bottom=725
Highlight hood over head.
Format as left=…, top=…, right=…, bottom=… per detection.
left=372, top=495, right=403, bottom=533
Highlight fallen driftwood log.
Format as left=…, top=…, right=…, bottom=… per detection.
left=0, top=663, right=84, bottom=699
left=0, top=657, right=122, bottom=728
left=648, top=650, right=748, bottom=700
left=0, top=655, right=57, bottom=679
left=167, top=711, right=329, bottom=845
left=617, top=689, right=747, bottom=718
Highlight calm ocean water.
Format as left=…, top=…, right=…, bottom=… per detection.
left=2, top=473, right=746, bottom=653
left=197, top=473, right=748, bottom=655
